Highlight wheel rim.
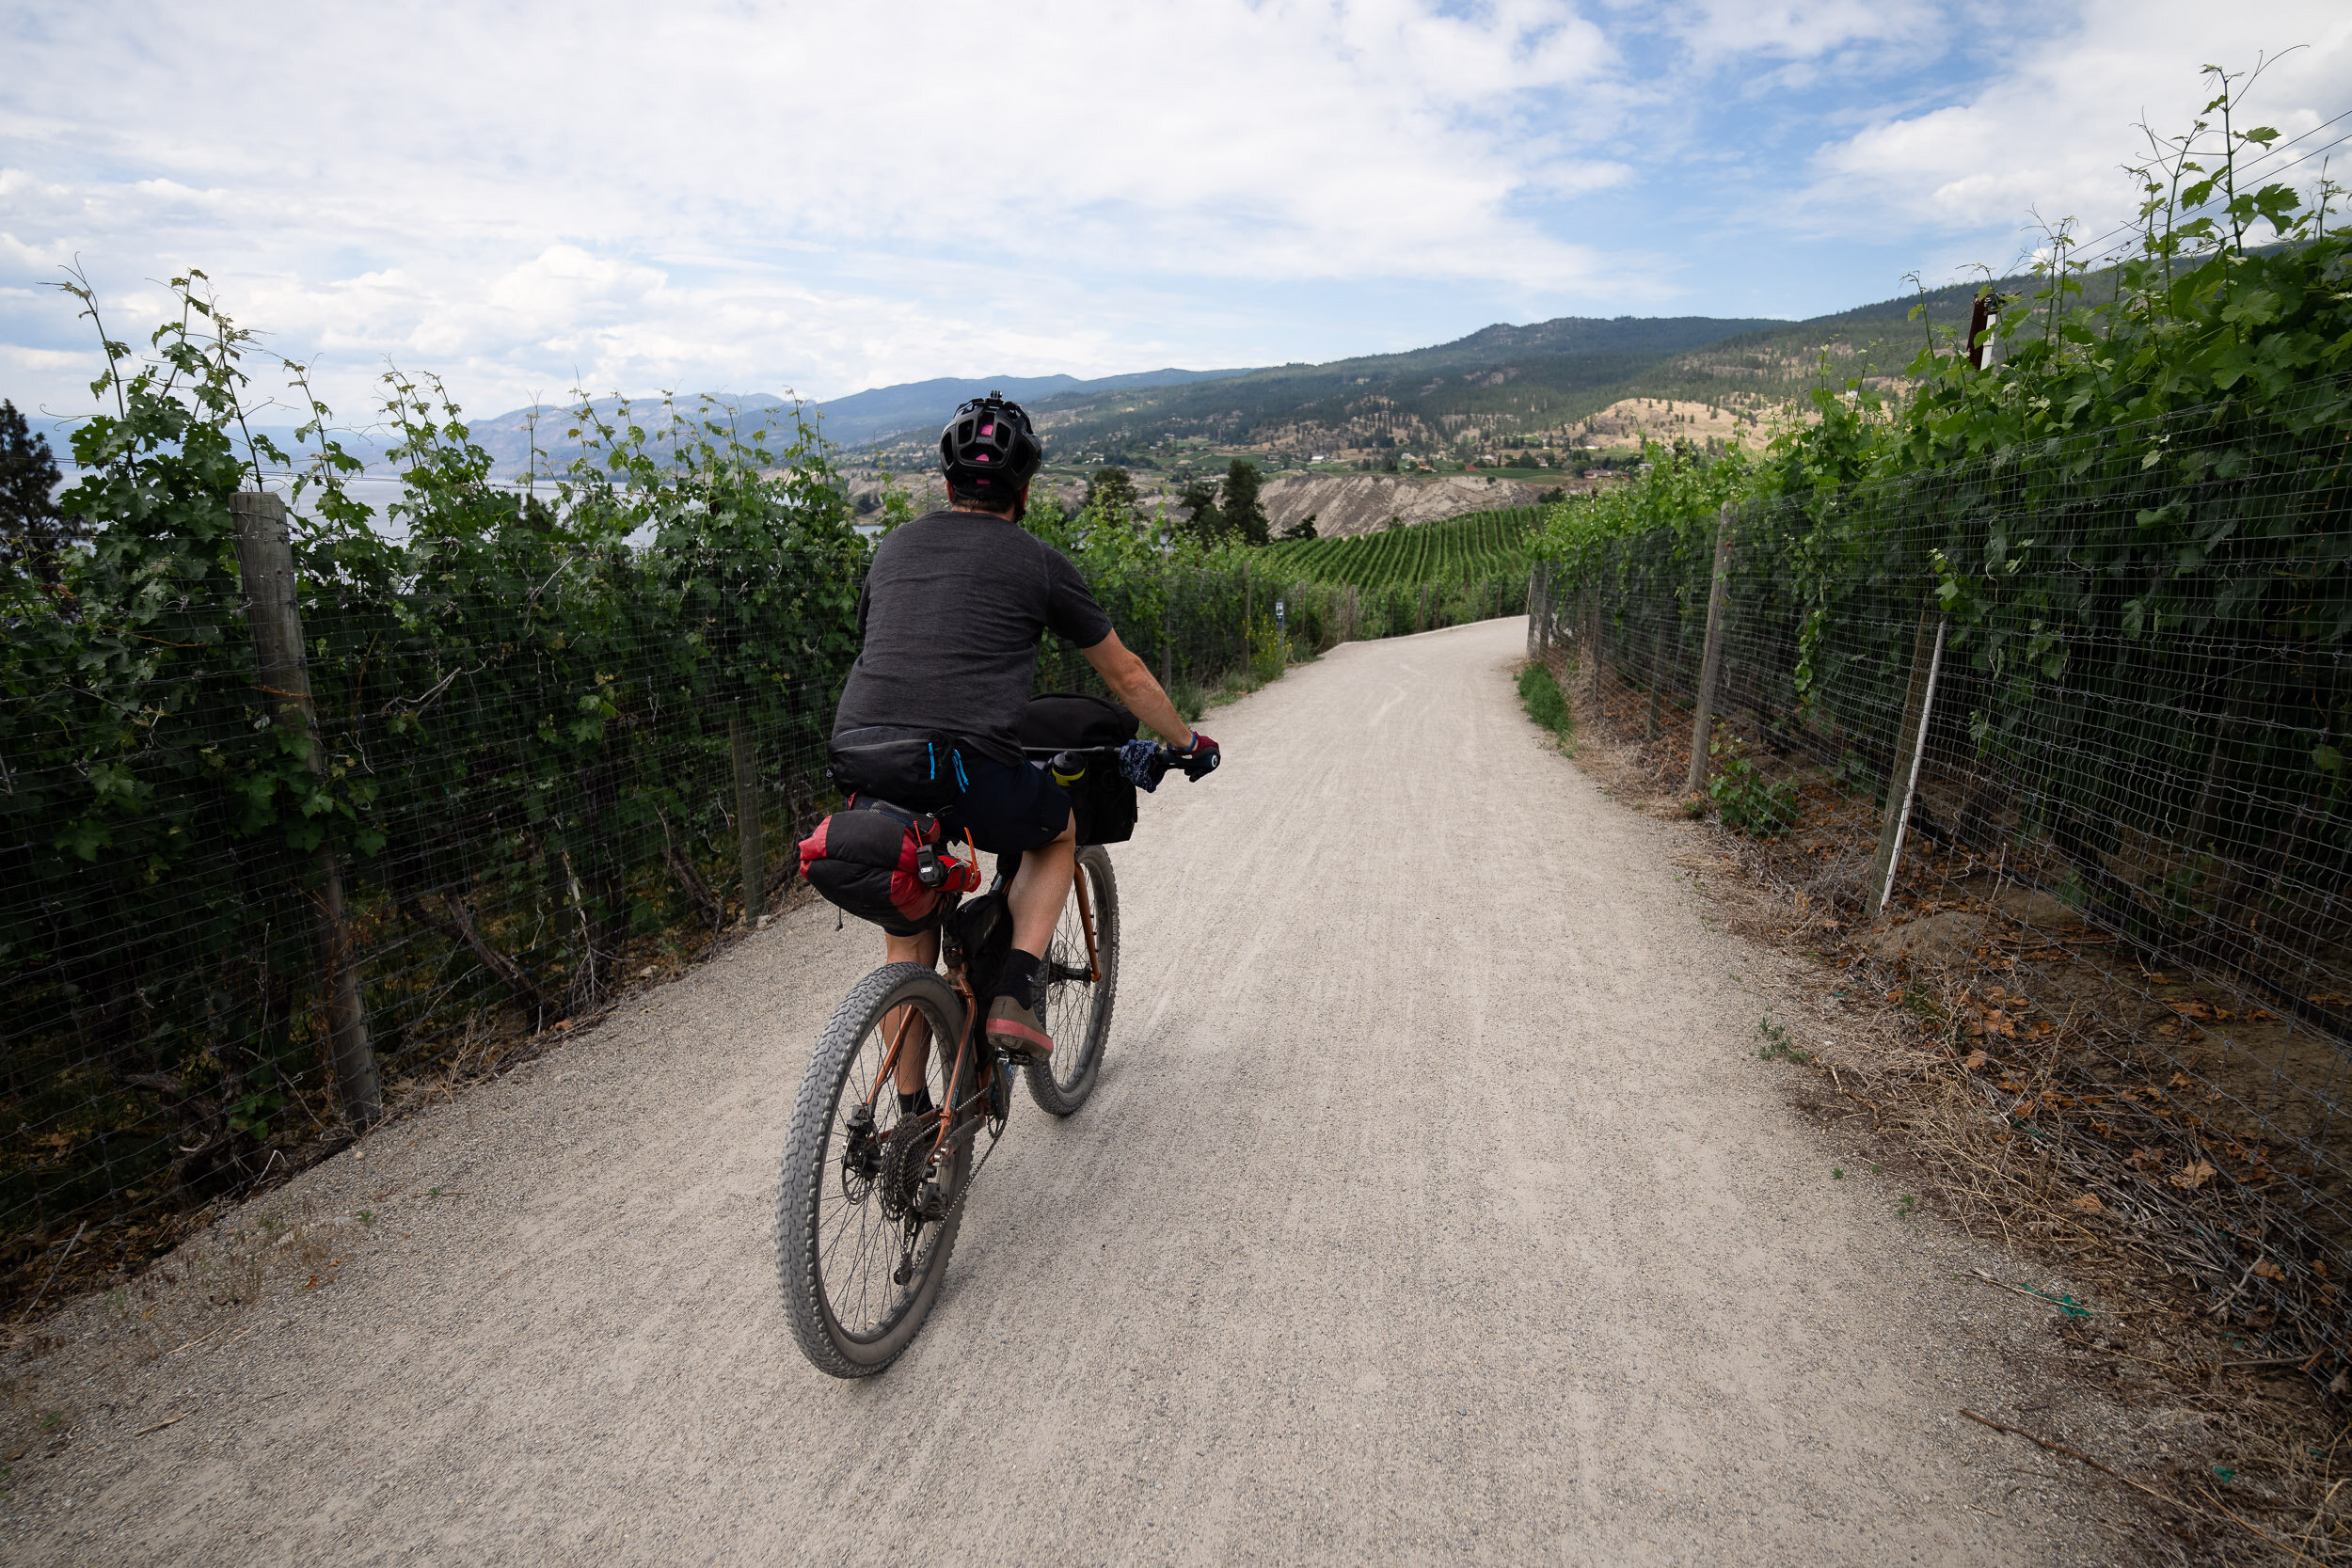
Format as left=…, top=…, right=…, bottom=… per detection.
left=814, top=985, right=961, bottom=1345
left=1040, top=858, right=1109, bottom=1091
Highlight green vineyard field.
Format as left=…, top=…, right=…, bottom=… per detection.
left=1261, top=506, right=1540, bottom=589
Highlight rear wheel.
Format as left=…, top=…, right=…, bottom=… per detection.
left=1028, top=844, right=1120, bottom=1117
left=777, top=962, right=974, bottom=1378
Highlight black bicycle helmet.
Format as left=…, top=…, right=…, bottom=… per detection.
left=939, top=391, right=1042, bottom=518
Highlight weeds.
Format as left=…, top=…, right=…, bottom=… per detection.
left=1756, top=1015, right=1812, bottom=1063
left=1708, top=736, right=1799, bottom=837
left=1517, top=661, right=1574, bottom=748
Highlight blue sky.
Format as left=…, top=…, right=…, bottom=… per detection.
left=3, top=1, right=2347, bottom=427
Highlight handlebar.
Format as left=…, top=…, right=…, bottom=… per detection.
left=1023, top=740, right=1184, bottom=791
left=1020, top=742, right=1177, bottom=767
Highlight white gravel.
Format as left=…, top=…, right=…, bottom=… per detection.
left=1, top=617, right=2125, bottom=1564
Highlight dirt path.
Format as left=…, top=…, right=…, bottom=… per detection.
left=4, top=619, right=2122, bottom=1565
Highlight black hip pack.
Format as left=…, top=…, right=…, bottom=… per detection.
left=826, top=726, right=974, bottom=812
left=796, top=797, right=980, bottom=937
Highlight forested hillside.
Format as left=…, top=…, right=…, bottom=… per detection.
left=852, top=275, right=2086, bottom=467
left=862, top=314, right=1780, bottom=466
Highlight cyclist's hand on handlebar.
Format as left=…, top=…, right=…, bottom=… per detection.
left=1117, top=737, right=1171, bottom=792
left=1174, top=730, right=1220, bottom=781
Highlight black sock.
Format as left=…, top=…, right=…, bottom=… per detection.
left=996, top=950, right=1041, bottom=1013
left=897, top=1085, right=934, bottom=1117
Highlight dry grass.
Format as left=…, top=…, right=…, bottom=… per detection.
left=1549, top=648, right=2352, bottom=1564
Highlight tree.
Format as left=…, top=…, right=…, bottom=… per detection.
left=1175, top=477, right=1222, bottom=545
left=1084, top=465, right=1137, bottom=529
left=0, top=399, right=72, bottom=584
left=1280, top=513, right=1318, bottom=541
left=1220, top=457, right=1269, bottom=546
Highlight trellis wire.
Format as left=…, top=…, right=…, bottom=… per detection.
left=1531, top=377, right=2352, bottom=1287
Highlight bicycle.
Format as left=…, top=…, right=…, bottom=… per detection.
left=775, top=741, right=1167, bottom=1377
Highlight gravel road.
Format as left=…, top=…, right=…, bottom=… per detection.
left=4, top=618, right=2120, bottom=1564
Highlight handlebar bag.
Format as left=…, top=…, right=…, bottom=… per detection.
left=1023, top=693, right=1140, bottom=846
left=796, top=797, right=980, bottom=936
left=1021, top=692, right=1138, bottom=751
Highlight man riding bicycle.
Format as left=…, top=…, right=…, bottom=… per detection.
left=829, top=392, right=1218, bottom=1088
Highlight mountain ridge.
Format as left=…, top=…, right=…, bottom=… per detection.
left=243, top=277, right=2059, bottom=483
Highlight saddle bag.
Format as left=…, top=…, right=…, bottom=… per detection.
left=796, top=797, right=981, bottom=936
left=1022, top=692, right=1141, bottom=846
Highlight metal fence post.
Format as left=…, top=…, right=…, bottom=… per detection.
left=1585, top=590, right=1602, bottom=705
left=1684, top=502, right=1736, bottom=797
left=731, top=712, right=766, bottom=928
left=231, top=492, right=381, bottom=1128
left=1870, top=611, right=1949, bottom=920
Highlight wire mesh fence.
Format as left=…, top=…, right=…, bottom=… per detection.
left=1531, top=375, right=2352, bottom=1345
left=0, top=467, right=1523, bottom=1312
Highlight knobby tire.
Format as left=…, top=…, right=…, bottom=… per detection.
left=1027, top=844, right=1120, bottom=1117
left=777, top=962, right=973, bottom=1378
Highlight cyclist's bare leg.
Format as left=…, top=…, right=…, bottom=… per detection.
left=1008, top=816, right=1078, bottom=961
left=882, top=927, right=939, bottom=1098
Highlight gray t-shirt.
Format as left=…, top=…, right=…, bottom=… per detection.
left=832, top=509, right=1115, bottom=764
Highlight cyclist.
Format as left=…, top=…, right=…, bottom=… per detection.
left=829, top=392, right=1218, bottom=1084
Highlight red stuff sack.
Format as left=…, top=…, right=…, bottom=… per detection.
left=796, top=798, right=980, bottom=936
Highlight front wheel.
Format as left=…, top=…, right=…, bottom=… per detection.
left=777, top=962, right=974, bottom=1378
left=1028, top=844, right=1120, bottom=1117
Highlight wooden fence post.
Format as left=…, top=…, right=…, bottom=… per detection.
left=1528, top=565, right=1544, bottom=658
left=731, top=712, right=766, bottom=928
left=1870, top=612, right=1949, bottom=920
left=232, top=492, right=381, bottom=1128
left=1243, top=565, right=1251, bottom=670
left=1684, top=502, right=1737, bottom=797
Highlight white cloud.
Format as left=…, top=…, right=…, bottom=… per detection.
left=2, top=0, right=1663, bottom=417
left=1800, top=2, right=2352, bottom=261
left=8, top=0, right=2344, bottom=426
left=1669, top=0, right=1946, bottom=68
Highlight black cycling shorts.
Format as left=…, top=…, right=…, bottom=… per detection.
left=933, top=756, right=1071, bottom=855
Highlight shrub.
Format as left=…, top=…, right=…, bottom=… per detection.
left=1517, top=662, right=1573, bottom=746
left=1708, top=736, right=1799, bottom=836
